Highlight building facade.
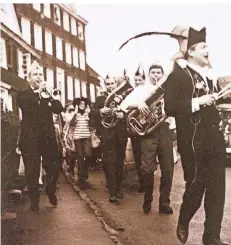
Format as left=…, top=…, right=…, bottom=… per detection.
left=1, top=3, right=100, bottom=114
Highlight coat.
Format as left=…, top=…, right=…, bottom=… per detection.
left=17, top=86, right=63, bottom=155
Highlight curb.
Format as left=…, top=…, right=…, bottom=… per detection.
left=63, top=169, right=125, bottom=245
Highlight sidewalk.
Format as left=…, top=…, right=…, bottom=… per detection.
left=10, top=174, right=114, bottom=245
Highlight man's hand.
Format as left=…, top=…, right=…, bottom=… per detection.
left=100, top=107, right=111, bottom=115
left=138, top=102, right=150, bottom=117
left=116, top=111, right=124, bottom=119
left=198, top=94, right=216, bottom=106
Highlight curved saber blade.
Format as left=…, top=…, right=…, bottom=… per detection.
left=118, top=31, right=188, bottom=51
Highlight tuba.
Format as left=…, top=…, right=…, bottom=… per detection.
left=127, top=63, right=180, bottom=136
left=102, top=72, right=134, bottom=128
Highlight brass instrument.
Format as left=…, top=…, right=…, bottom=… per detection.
left=102, top=75, right=134, bottom=128
left=40, top=83, right=61, bottom=99
left=127, top=82, right=167, bottom=136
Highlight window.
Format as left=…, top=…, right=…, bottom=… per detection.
left=34, top=24, right=42, bottom=51
left=72, top=47, right=79, bottom=67
left=63, top=11, right=70, bottom=32
left=6, top=42, right=12, bottom=68
left=0, top=37, right=7, bottom=69
left=79, top=50, right=85, bottom=70
left=56, top=37, right=63, bottom=60
left=67, top=76, right=73, bottom=100
left=33, top=3, right=41, bottom=12
left=65, top=42, right=72, bottom=64
left=17, top=50, right=24, bottom=78
left=78, top=22, right=84, bottom=40
left=81, top=81, right=87, bottom=98
left=45, top=30, right=53, bottom=55
left=21, top=17, right=31, bottom=44
left=22, top=53, right=31, bottom=80
left=56, top=67, right=65, bottom=105
left=43, top=4, right=51, bottom=18
left=71, top=17, right=77, bottom=35
left=53, top=5, right=61, bottom=25
left=90, top=83, right=96, bottom=102
left=96, top=86, right=101, bottom=96
left=0, top=86, right=12, bottom=112
left=74, top=79, right=81, bottom=98
left=46, top=68, right=54, bottom=88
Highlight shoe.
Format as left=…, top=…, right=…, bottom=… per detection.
left=76, top=181, right=92, bottom=190
left=116, top=192, right=124, bottom=199
left=176, top=223, right=189, bottom=244
left=30, top=202, right=40, bottom=212
left=48, top=194, right=58, bottom=206
left=109, top=196, right=118, bottom=203
left=159, top=205, right=173, bottom=214
left=203, top=233, right=230, bottom=245
left=143, top=201, right=152, bottom=214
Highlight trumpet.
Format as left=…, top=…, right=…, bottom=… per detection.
left=40, top=84, right=61, bottom=99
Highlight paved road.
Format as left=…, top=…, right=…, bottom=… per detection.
left=15, top=175, right=114, bottom=245
left=83, top=162, right=231, bottom=245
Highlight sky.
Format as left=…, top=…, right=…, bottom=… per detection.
left=77, top=3, right=231, bottom=80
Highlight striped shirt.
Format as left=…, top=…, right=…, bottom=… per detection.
left=73, top=112, right=91, bottom=139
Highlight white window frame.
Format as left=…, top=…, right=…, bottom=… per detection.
left=53, top=5, right=61, bottom=26
left=77, top=22, right=84, bottom=41
left=56, top=37, right=63, bottom=60
left=0, top=37, right=7, bottom=69
left=71, top=17, right=77, bottom=35
left=72, top=47, right=79, bottom=67
left=79, top=50, right=85, bottom=70
left=46, top=68, right=54, bottom=88
left=43, top=4, right=51, bottom=18
left=67, top=76, right=73, bottom=100
left=65, top=42, right=72, bottom=65
left=90, top=83, right=96, bottom=102
left=56, top=67, right=65, bottom=106
left=63, top=11, right=70, bottom=32
left=33, top=3, right=41, bottom=12
left=74, top=79, right=81, bottom=98
left=17, top=49, right=24, bottom=78
left=45, top=30, right=53, bottom=55
left=81, top=81, right=87, bottom=98
left=0, top=85, right=13, bottom=112
left=34, top=24, right=43, bottom=51
left=21, top=17, right=31, bottom=44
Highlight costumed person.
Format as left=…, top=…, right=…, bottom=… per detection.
left=90, top=75, right=128, bottom=203
left=120, top=63, right=174, bottom=215
left=164, top=27, right=229, bottom=245
left=17, top=60, right=63, bottom=211
left=69, top=97, right=92, bottom=190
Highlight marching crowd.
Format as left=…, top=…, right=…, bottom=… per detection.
left=16, top=25, right=230, bottom=245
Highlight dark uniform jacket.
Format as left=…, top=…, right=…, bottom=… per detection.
left=164, top=62, right=225, bottom=160
left=17, top=86, right=63, bottom=155
left=90, top=94, right=127, bottom=142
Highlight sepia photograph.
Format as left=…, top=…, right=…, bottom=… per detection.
left=1, top=1, right=231, bottom=245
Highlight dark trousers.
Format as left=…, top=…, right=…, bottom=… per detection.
left=130, top=136, right=142, bottom=187
left=22, top=153, right=59, bottom=204
left=103, top=137, right=127, bottom=197
left=74, top=138, right=92, bottom=182
left=178, top=130, right=226, bottom=237
left=140, top=122, right=174, bottom=207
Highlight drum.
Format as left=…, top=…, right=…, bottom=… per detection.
left=217, top=103, right=231, bottom=153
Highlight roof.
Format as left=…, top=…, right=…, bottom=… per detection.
left=59, top=4, right=88, bottom=24
left=87, top=64, right=101, bottom=79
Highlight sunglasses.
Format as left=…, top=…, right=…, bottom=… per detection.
left=67, top=108, right=75, bottom=112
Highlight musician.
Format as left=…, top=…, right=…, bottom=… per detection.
left=17, top=61, right=63, bottom=211
left=90, top=76, right=128, bottom=203
left=164, top=27, right=229, bottom=245
left=120, top=64, right=174, bottom=215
